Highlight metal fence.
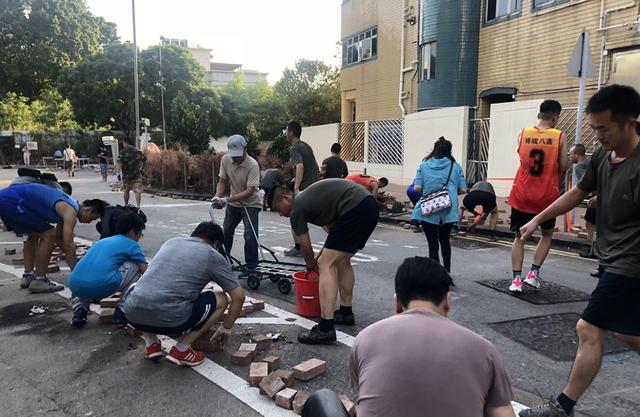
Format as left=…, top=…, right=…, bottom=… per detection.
left=466, top=118, right=490, bottom=184
left=339, top=122, right=365, bottom=162
left=556, top=107, right=598, bottom=153
left=367, top=119, right=404, bottom=165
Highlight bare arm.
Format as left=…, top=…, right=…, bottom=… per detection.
left=520, top=187, right=588, bottom=239
left=56, top=202, right=78, bottom=270
left=558, top=133, right=569, bottom=174
left=296, top=232, right=317, bottom=270
left=227, top=186, right=258, bottom=204
left=294, top=164, right=304, bottom=193
left=222, top=287, right=245, bottom=330
left=370, top=182, right=379, bottom=198
left=215, top=180, right=226, bottom=198
left=486, top=405, right=516, bottom=417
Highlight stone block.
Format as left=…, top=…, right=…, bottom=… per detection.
left=293, top=358, right=327, bottom=381
left=262, top=355, right=281, bottom=371
left=252, top=334, right=271, bottom=351
left=259, top=373, right=286, bottom=399
left=231, top=350, right=253, bottom=366
left=239, top=343, right=257, bottom=358
left=275, top=388, right=297, bottom=409
left=249, top=362, right=269, bottom=386
left=47, top=264, right=60, bottom=273
left=273, top=369, right=295, bottom=387
left=251, top=299, right=265, bottom=310
left=339, top=394, right=356, bottom=417
left=99, top=308, right=115, bottom=323
left=4, top=248, right=16, bottom=255
left=100, top=297, right=119, bottom=309
left=293, top=390, right=310, bottom=415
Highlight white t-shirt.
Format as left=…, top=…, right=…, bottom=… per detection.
left=63, top=148, right=74, bottom=161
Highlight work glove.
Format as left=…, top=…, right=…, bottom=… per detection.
left=211, top=196, right=228, bottom=209
left=210, top=325, right=231, bottom=346
left=256, top=189, right=266, bottom=200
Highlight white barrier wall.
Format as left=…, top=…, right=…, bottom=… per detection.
left=486, top=100, right=542, bottom=197
left=301, top=123, right=339, bottom=164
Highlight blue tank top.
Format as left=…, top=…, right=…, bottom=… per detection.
left=10, top=183, right=79, bottom=223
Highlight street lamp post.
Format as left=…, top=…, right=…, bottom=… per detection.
left=159, top=36, right=168, bottom=150
left=132, top=0, right=141, bottom=149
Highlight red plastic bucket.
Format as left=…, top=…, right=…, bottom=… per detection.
left=292, top=271, right=321, bottom=318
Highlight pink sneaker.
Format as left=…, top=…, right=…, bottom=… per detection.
left=524, top=270, right=542, bottom=288
left=509, top=276, right=523, bottom=292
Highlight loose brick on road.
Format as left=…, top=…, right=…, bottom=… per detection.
left=252, top=334, right=271, bottom=351
left=292, top=390, right=310, bottom=415
left=339, top=394, right=356, bottom=417
left=239, top=343, right=257, bottom=358
left=275, top=388, right=297, bottom=410
left=259, top=373, right=286, bottom=399
left=231, top=350, right=253, bottom=366
left=100, top=297, right=119, bottom=309
left=272, top=369, right=295, bottom=387
left=249, top=362, right=269, bottom=386
left=99, top=308, right=115, bottom=323
left=293, top=358, right=327, bottom=381
left=251, top=299, right=265, bottom=310
left=262, top=355, right=281, bottom=371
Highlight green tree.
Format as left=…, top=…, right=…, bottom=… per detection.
left=0, top=0, right=119, bottom=98
left=245, top=121, right=260, bottom=157
left=30, top=88, right=79, bottom=131
left=274, top=59, right=340, bottom=126
left=169, top=88, right=223, bottom=154
left=0, top=92, right=33, bottom=130
left=268, top=133, right=291, bottom=160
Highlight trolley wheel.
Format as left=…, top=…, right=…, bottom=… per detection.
left=277, top=278, right=292, bottom=294
left=269, top=274, right=280, bottom=283
left=247, top=274, right=261, bottom=291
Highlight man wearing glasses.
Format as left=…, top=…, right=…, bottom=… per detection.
left=68, top=213, right=148, bottom=328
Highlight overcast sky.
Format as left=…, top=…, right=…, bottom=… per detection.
left=85, top=0, right=342, bottom=83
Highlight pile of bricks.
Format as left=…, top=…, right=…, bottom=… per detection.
left=222, top=299, right=264, bottom=320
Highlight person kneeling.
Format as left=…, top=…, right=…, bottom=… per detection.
left=122, top=222, right=245, bottom=366
left=68, top=213, right=148, bottom=328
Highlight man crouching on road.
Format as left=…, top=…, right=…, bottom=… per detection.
left=268, top=179, right=379, bottom=345
left=122, top=222, right=245, bottom=366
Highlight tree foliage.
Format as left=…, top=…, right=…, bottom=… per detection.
left=274, top=59, right=340, bottom=127
left=169, top=88, right=223, bottom=154
left=0, top=0, right=119, bottom=98
left=0, top=89, right=78, bottom=131
left=268, top=133, right=291, bottom=160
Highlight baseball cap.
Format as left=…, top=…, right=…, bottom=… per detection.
left=227, top=134, right=247, bottom=157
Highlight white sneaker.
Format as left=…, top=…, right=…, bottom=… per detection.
left=509, top=276, right=523, bottom=292
left=524, top=270, right=542, bottom=288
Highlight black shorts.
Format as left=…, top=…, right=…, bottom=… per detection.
left=64, top=161, right=72, bottom=169
left=325, top=196, right=379, bottom=254
left=463, top=191, right=497, bottom=214
left=510, top=208, right=556, bottom=232
left=582, top=271, right=640, bottom=336
left=584, top=207, right=596, bottom=225
left=127, top=290, right=217, bottom=335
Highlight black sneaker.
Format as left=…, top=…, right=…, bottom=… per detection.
left=333, top=310, right=355, bottom=326
left=71, top=308, right=88, bottom=328
left=519, top=398, right=572, bottom=417
left=112, top=307, right=128, bottom=326
left=298, top=325, right=336, bottom=345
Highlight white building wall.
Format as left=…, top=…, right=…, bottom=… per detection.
left=301, top=124, right=340, bottom=163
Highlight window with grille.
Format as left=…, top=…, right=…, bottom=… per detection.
left=342, top=27, right=378, bottom=67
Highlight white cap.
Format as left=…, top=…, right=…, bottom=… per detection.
left=227, top=134, right=247, bottom=157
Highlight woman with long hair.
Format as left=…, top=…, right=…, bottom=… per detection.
left=411, top=137, right=467, bottom=272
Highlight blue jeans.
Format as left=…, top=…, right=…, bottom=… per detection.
left=223, top=205, right=259, bottom=270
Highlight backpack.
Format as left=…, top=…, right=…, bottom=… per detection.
left=96, top=205, right=147, bottom=239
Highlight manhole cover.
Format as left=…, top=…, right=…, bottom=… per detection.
left=477, top=279, right=590, bottom=305
left=489, top=313, right=629, bottom=361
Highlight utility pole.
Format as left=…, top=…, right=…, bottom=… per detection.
left=132, top=0, right=141, bottom=149
left=159, top=36, right=168, bottom=150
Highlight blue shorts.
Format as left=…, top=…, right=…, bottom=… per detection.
left=99, top=163, right=108, bottom=173
left=127, top=291, right=218, bottom=335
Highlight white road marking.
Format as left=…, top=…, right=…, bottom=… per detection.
left=140, top=203, right=211, bottom=208
left=0, top=241, right=23, bottom=245
left=402, top=245, right=418, bottom=249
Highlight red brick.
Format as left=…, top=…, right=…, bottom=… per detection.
left=239, top=343, right=257, bottom=359
left=259, top=373, right=286, bottom=399
left=578, top=232, right=588, bottom=239
left=231, top=350, right=253, bottom=366
left=272, top=369, right=295, bottom=387
left=275, top=388, right=297, bottom=409
left=262, top=355, right=281, bottom=371
left=100, top=297, right=119, bottom=309
left=293, top=390, right=310, bottom=415
left=293, top=358, right=327, bottom=381
left=250, top=299, right=265, bottom=310
left=252, top=334, right=272, bottom=351
left=339, top=394, right=356, bottom=417
left=192, top=331, right=222, bottom=353
left=249, top=362, right=269, bottom=386
left=47, top=264, right=60, bottom=273
left=242, top=302, right=254, bottom=314
left=125, top=324, right=140, bottom=336
left=99, top=308, right=114, bottom=323
left=11, top=258, right=24, bottom=265
left=4, top=248, right=16, bottom=255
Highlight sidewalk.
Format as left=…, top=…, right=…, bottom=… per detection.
left=381, top=182, right=591, bottom=251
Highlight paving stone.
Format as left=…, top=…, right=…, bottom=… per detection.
left=262, top=355, right=281, bottom=371
left=339, top=394, right=356, bottom=417
left=192, top=331, right=222, bottom=353
left=231, top=350, right=253, bottom=366
left=100, top=297, right=119, bottom=309
left=293, top=390, right=310, bottom=415
left=47, top=264, right=60, bottom=273
left=239, top=343, right=257, bottom=358
left=11, top=258, right=24, bottom=265
left=272, top=369, right=295, bottom=387
left=251, top=299, right=265, bottom=310
left=275, top=388, right=297, bottom=409
left=125, top=324, right=140, bottom=336
left=4, top=248, right=16, bottom=255
left=252, top=334, right=272, bottom=351
left=249, top=362, right=269, bottom=386
left=293, top=358, right=327, bottom=381
left=99, top=308, right=114, bottom=323
left=259, top=373, right=286, bottom=399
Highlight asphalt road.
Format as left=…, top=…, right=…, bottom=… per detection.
left=0, top=169, right=638, bottom=417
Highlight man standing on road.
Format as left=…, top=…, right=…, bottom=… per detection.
left=569, top=144, right=596, bottom=258
left=321, top=143, right=349, bottom=179
left=212, top=134, right=261, bottom=275
left=118, top=137, right=147, bottom=209
left=461, top=180, right=499, bottom=240
left=350, top=257, right=515, bottom=417
left=22, top=145, right=31, bottom=166
left=123, top=222, right=245, bottom=367
left=63, top=144, right=76, bottom=177
left=346, top=173, right=388, bottom=200
left=268, top=179, right=379, bottom=345
left=508, top=100, right=568, bottom=292
left=284, top=121, right=319, bottom=257
left=520, top=85, right=640, bottom=417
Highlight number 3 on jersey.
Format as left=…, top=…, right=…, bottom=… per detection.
left=529, top=149, right=545, bottom=176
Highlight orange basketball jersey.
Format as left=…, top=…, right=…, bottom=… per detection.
left=508, top=126, right=562, bottom=214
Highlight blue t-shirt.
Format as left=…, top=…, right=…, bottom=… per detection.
left=411, top=157, right=467, bottom=225
left=69, top=235, right=147, bottom=299
left=3, top=183, right=79, bottom=223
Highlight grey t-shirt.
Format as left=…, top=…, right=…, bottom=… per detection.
left=578, top=145, right=640, bottom=278
left=574, top=158, right=589, bottom=182
left=260, top=168, right=285, bottom=189
left=290, top=140, right=319, bottom=190
left=470, top=181, right=495, bottom=195
left=351, top=309, right=514, bottom=417
left=322, top=155, right=349, bottom=179
left=122, top=237, right=240, bottom=327
left=290, top=179, right=370, bottom=235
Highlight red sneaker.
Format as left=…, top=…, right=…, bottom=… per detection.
left=166, top=346, right=205, bottom=367
left=143, top=342, right=163, bottom=360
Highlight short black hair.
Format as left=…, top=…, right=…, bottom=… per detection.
left=191, top=221, right=224, bottom=244
left=114, top=213, right=145, bottom=236
left=586, top=84, right=640, bottom=129
left=266, top=184, right=290, bottom=208
left=82, top=199, right=108, bottom=217
left=539, top=100, right=562, bottom=119
left=395, top=256, right=454, bottom=307
left=59, top=181, right=72, bottom=195
left=287, top=121, right=302, bottom=138
left=379, top=177, right=389, bottom=187
left=330, top=143, right=341, bottom=154
left=571, top=143, right=587, bottom=156
left=123, top=137, right=135, bottom=146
